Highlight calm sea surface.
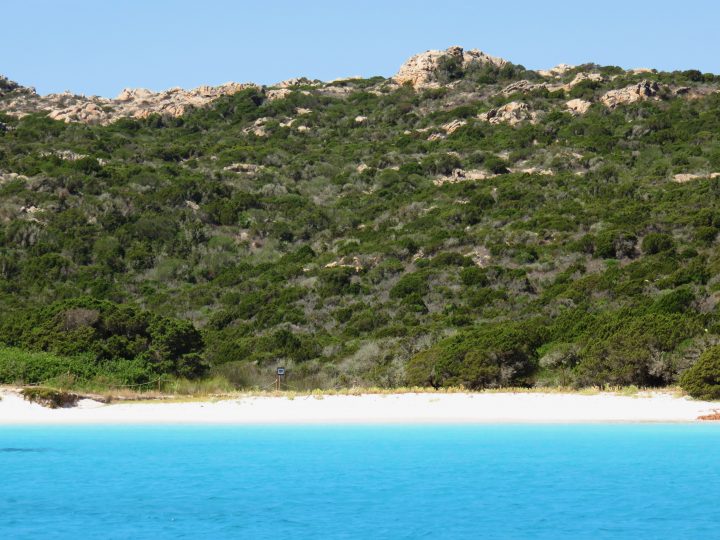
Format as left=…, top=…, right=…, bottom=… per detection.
left=1, top=424, right=719, bottom=539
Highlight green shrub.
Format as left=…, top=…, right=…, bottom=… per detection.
left=0, top=298, right=206, bottom=379
left=460, top=267, right=489, bottom=287
left=20, top=387, right=80, bottom=409
left=575, top=313, right=702, bottom=387
left=484, top=155, right=510, bottom=174
left=595, top=230, right=637, bottom=259
left=680, top=346, right=720, bottom=400
left=405, top=322, right=542, bottom=389
left=390, top=272, right=428, bottom=299
left=695, top=226, right=718, bottom=245
left=651, top=287, right=695, bottom=314
left=317, top=267, right=358, bottom=296
left=0, top=348, right=96, bottom=384
left=641, top=233, right=674, bottom=255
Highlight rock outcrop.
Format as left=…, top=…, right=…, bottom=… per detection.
left=478, top=101, right=536, bottom=125
left=434, top=168, right=495, bottom=186
left=673, top=172, right=720, bottom=183
left=502, top=72, right=603, bottom=96
left=566, top=98, right=592, bottom=115
left=394, top=46, right=507, bottom=88
left=0, top=49, right=702, bottom=128
left=266, top=88, right=292, bottom=101
left=425, top=119, right=468, bottom=141
left=325, top=256, right=363, bottom=272
left=502, top=80, right=545, bottom=95
left=562, top=72, right=603, bottom=90
left=0, top=76, right=256, bottom=125
left=510, top=166, right=554, bottom=176
left=274, top=77, right=321, bottom=88
left=441, top=119, right=466, bottom=134
left=601, top=80, right=661, bottom=108
left=243, top=117, right=270, bottom=137
left=0, top=171, right=28, bottom=185
left=537, top=64, right=575, bottom=78
left=1, top=75, right=27, bottom=95
left=223, top=163, right=264, bottom=174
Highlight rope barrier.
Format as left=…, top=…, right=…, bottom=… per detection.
left=109, top=376, right=164, bottom=389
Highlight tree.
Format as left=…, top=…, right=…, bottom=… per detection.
left=680, top=346, right=720, bottom=400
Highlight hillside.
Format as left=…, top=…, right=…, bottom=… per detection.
left=2, top=46, right=720, bottom=393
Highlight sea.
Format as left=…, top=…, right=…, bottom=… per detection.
left=1, top=424, right=719, bottom=539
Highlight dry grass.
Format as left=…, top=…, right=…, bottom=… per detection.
left=2, top=383, right=689, bottom=403
left=101, top=385, right=690, bottom=403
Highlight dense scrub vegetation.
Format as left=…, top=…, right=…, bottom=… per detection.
left=680, top=346, right=720, bottom=399
left=1, top=60, right=720, bottom=395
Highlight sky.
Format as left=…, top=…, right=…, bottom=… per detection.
left=3, top=0, right=719, bottom=97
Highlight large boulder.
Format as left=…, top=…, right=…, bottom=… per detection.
left=537, top=64, right=575, bottom=77
left=48, top=101, right=108, bottom=124
left=478, top=101, right=536, bottom=125
left=566, top=98, right=592, bottom=115
left=601, top=80, right=661, bottom=108
left=394, top=46, right=507, bottom=88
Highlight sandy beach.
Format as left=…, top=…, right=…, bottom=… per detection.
left=0, top=389, right=718, bottom=424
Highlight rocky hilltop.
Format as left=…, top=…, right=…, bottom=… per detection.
left=2, top=45, right=717, bottom=126
left=394, top=45, right=508, bottom=88
left=0, top=75, right=255, bottom=125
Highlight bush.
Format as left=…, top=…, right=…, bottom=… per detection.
left=484, top=155, right=510, bottom=174
left=651, top=287, right=695, bottom=314
left=20, top=387, right=80, bottom=409
left=435, top=55, right=464, bottom=83
left=595, top=230, right=637, bottom=259
left=431, top=252, right=472, bottom=268
left=390, top=272, right=428, bottom=299
left=0, top=347, right=96, bottom=384
left=569, top=79, right=601, bottom=99
left=405, top=322, right=541, bottom=389
left=695, top=226, right=718, bottom=245
left=680, top=346, right=720, bottom=400
left=460, top=267, right=489, bottom=287
left=0, top=298, right=206, bottom=379
left=575, top=313, right=702, bottom=387
left=317, top=267, right=357, bottom=296
left=641, top=233, right=674, bottom=255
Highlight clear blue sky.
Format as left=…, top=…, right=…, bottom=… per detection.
left=4, top=0, right=718, bottom=97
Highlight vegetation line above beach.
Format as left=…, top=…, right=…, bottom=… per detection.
left=2, top=47, right=720, bottom=400
left=0, top=383, right=687, bottom=407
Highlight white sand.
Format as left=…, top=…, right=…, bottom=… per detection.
left=0, top=389, right=718, bottom=424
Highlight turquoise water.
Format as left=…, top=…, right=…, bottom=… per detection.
left=1, top=425, right=719, bottom=539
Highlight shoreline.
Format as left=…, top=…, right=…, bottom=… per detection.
left=1, top=389, right=719, bottom=425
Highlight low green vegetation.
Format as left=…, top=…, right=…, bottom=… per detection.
left=680, top=346, right=720, bottom=400
left=20, top=387, right=79, bottom=408
left=1, top=58, right=720, bottom=397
